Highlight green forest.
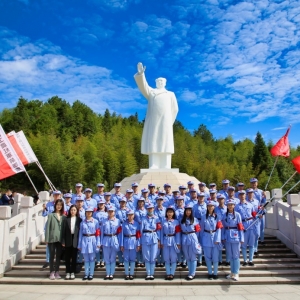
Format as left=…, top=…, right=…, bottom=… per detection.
left=0, top=96, right=299, bottom=195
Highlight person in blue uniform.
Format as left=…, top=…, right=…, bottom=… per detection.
left=162, top=207, right=181, bottom=280
left=209, top=183, right=217, bottom=190
left=132, top=182, right=141, bottom=204
left=164, top=183, right=173, bottom=202
left=125, top=189, right=136, bottom=211
left=186, top=181, right=195, bottom=198
left=111, top=183, right=124, bottom=209
left=116, top=197, right=128, bottom=267
left=193, top=192, right=207, bottom=266
left=154, top=196, right=166, bottom=267
left=135, top=197, right=147, bottom=267
left=93, top=183, right=105, bottom=204
left=179, top=185, right=190, bottom=204
left=140, top=203, right=162, bottom=280
left=221, top=199, right=244, bottom=281
left=235, top=183, right=245, bottom=198
left=187, top=189, right=198, bottom=207
left=180, top=203, right=201, bottom=281
left=250, top=178, right=266, bottom=246
left=103, top=192, right=115, bottom=210
left=235, top=190, right=257, bottom=266
left=120, top=210, right=141, bottom=280
left=78, top=208, right=101, bottom=281
left=101, top=206, right=122, bottom=280
left=226, top=186, right=239, bottom=205
left=208, top=189, right=218, bottom=203
left=219, top=179, right=230, bottom=199
left=75, top=196, right=86, bottom=220
left=63, top=193, right=72, bottom=216
left=83, top=188, right=98, bottom=212
left=71, top=183, right=85, bottom=204
left=198, top=182, right=210, bottom=199
left=175, top=196, right=186, bottom=268
left=148, top=183, right=157, bottom=204
left=201, top=200, right=223, bottom=279
left=141, top=188, right=150, bottom=206
left=168, top=190, right=179, bottom=207
left=247, top=187, right=263, bottom=255
left=215, top=194, right=228, bottom=265
left=93, top=199, right=108, bottom=268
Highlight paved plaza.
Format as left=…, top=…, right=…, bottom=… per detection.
left=1, top=284, right=300, bottom=300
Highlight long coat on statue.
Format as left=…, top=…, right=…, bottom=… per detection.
left=134, top=73, right=178, bottom=155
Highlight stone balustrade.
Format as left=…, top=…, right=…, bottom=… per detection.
left=0, top=191, right=48, bottom=276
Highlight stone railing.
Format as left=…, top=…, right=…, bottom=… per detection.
left=265, top=189, right=300, bottom=257
left=0, top=191, right=49, bottom=276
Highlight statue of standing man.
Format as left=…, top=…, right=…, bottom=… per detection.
left=134, top=62, right=179, bottom=169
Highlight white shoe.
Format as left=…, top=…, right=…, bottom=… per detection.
left=70, top=273, right=75, bottom=280
left=65, top=273, right=70, bottom=280
left=226, top=273, right=233, bottom=279
left=232, top=274, right=239, bottom=281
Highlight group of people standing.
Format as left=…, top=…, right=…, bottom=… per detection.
left=43, top=178, right=266, bottom=282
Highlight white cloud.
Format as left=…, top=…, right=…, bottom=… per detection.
left=0, top=28, right=141, bottom=114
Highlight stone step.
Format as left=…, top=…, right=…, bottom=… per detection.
left=11, top=263, right=300, bottom=272
left=18, top=256, right=300, bottom=265
left=1, top=276, right=300, bottom=285
left=24, top=252, right=298, bottom=260
left=5, top=269, right=300, bottom=279
left=30, top=244, right=291, bottom=254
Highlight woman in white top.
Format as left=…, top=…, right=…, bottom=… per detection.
left=61, top=205, right=82, bottom=280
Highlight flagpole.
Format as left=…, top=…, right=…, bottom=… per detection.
left=35, top=161, right=56, bottom=191
left=265, top=156, right=279, bottom=191
left=281, top=171, right=297, bottom=190
left=24, top=169, right=39, bottom=194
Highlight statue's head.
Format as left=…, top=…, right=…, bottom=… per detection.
left=155, top=77, right=167, bottom=89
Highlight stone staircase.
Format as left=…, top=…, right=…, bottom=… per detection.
left=1, top=235, right=300, bottom=285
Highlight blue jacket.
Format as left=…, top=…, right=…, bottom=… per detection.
left=221, top=211, right=244, bottom=243
left=120, top=220, right=141, bottom=249
left=200, top=214, right=222, bottom=247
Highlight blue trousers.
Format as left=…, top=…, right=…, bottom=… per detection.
left=96, top=249, right=103, bottom=263
left=77, top=251, right=83, bottom=263
left=123, top=248, right=137, bottom=263
left=142, top=243, right=158, bottom=263
left=225, top=242, right=240, bottom=260
left=165, top=262, right=177, bottom=275
left=124, top=261, right=136, bottom=275
left=105, top=262, right=116, bottom=276
left=230, top=259, right=240, bottom=274
left=103, top=246, right=118, bottom=263
left=83, top=253, right=95, bottom=276
left=204, top=246, right=219, bottom=275
left=163, top=245, right=177, bottom=264
left=260, top=216, right=265, bottom=242
left=177, top=248, right=186, bottom=263
left=137, top=249, right=144, bottom=263
left=156, top=248, right=164, bottom=264
left=117, top=250, right=124, bottom=263
left=182, top=244, right=197, bottom=276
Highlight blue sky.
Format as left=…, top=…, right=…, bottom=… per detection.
left=0, top=0, right=299, bottom=146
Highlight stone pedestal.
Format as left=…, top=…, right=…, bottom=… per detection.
left=110, top=170, right=201, bottom=192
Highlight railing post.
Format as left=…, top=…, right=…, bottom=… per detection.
left=265, top=189, right=282, bottom=233
left=0, top=206, right=11, bottom=275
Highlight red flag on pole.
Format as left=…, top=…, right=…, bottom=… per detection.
left=7, top=131, right=29, bottom=165
left=0, top=125, right=25, bottom=180
left=270, top=127, right=290, bottom=157
left=292, top=156, right=300, bottom=174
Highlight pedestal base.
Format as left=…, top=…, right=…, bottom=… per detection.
left=111, top=171, right=201, bottom=192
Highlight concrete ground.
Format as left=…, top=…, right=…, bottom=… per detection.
left=1, top=284, right=300, bottom=300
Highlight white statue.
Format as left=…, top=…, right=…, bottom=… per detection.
left=134, top=62, right=179, bottom=169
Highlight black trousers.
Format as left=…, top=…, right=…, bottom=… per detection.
left=48, top=242, right=62, bottom=272
left=65, top=236, right=78, bottom=273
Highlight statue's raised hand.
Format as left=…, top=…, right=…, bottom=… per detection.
left=137, top=62, right=146, bottom=74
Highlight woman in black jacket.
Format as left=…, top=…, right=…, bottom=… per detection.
left=61, top=205, right=82, bottom=280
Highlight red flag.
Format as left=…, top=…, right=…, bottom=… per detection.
left=0, top=125, right=25, bottom=180
left=7, top=131, right=29, bottom=165
left=292, top=156, right=300, bottom=174
left=270, top=127, right=290, bottom=157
